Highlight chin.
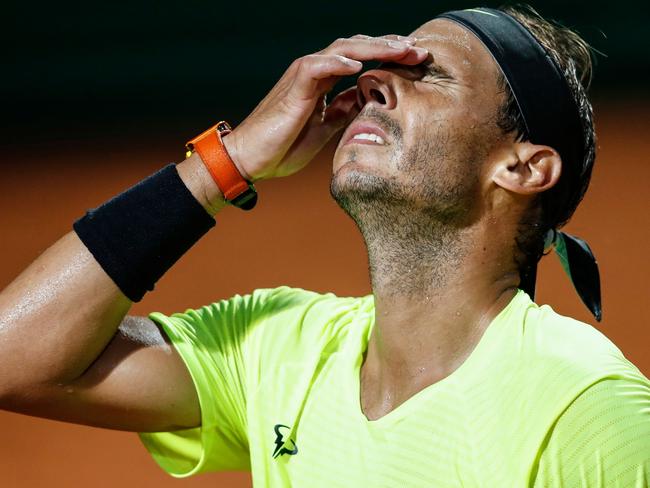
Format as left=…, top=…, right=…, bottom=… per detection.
left=333, top=147, right=389, bottom=176
left=332, top=159, right=375, bottom=187
left=331, top=163, right=394, bottom=205
left=331, top=144, right=404, bottom=207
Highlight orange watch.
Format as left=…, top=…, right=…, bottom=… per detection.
left=185, top=121, right=257, bottom=210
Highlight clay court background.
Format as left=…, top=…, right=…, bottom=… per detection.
left=1, top=100, right=649, bottom=487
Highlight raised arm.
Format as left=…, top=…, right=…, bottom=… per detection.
left=0, top=154, right=222, bottom=432
left=0, top=35, right=427, bottom=432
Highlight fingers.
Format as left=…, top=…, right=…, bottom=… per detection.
left=279, top=87, right=360, bottom=169
left=296, top=54, right=363, bottom=77
left=351, top=34, right=415, bottom=43
left=289, top=54, right=364, bottom=100
left=288, top=33, right=428, bottom=101
left=320, top=35, right=428, bottom=65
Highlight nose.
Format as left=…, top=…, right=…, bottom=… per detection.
left=356, top=71, right=397, bottom=110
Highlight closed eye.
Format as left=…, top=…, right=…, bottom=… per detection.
left=379, top=61, right=453, bottom=81
left=418, top=62, right=452, bottom=80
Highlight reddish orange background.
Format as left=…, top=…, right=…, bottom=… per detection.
left=1, top=101, right=648, bottom=487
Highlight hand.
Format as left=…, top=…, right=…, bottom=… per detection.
left=223, top=35, right=428, bottom=182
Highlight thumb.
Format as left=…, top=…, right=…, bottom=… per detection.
left=322, top=87, right=361, bottom=133
left=281, top=87, right=361, bottom=167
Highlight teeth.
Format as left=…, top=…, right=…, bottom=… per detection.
left=352, top=133, right=385, bottom=145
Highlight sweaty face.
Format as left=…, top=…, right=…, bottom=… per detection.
left=331, top=19, right=508, bottom=226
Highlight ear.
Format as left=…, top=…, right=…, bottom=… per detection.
left=492, top=142, right=562, bottom=195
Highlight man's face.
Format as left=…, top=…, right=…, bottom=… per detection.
left=331, top=19, right=509, bottom=225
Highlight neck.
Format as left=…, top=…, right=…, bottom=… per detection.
left=358, top=204, right=519, bottom=419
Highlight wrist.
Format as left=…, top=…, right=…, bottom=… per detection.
left=177, top=152, right=227, bottom=216
left=221, top=131, right=255, bottom=182
left=184, top=121, right=259, bottom=211
left=73, top=164, right=216, bottom=302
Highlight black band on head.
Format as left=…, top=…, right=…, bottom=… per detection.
left=436, top=8, right=601, bottom=321
left=437, top=8, right=584, bottom=169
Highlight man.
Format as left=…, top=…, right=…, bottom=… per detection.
left=1, top=5, right=648, bottom=487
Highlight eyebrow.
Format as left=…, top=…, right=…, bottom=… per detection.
left=378, top=60, right=452, bottom=79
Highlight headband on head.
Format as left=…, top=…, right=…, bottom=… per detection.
left=436, top=8, right=602, bottom=321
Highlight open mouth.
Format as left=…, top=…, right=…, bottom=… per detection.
left=342, top=120, right=389, bottom=147
left=349, top=133, right=386, bottom=145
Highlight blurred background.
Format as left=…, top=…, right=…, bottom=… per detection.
left=1, top=0, right=648, bottom=486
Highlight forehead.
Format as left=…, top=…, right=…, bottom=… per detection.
left=410, top=18, right=499, bottom=82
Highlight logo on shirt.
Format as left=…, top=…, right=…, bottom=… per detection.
left=272, top=424, right=298, bottom=458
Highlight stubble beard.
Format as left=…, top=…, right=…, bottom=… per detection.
left=330, top=127, right=481, bottom=298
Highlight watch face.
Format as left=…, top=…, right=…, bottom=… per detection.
left=216, top=121, right=232, bottom=134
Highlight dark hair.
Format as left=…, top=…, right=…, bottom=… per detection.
left=495, top=5, right=597, bottom=277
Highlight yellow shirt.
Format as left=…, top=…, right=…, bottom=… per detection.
left=140, top=287, right=650, bottom=486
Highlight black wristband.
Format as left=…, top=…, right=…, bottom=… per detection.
left=73, top=164, right=216, bottom=301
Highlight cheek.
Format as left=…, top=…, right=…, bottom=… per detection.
left=408, top=99, right=496, bottom=157
left=398, top=107, right=456, bottom=173
left=398, top=107, right=493, bottom=197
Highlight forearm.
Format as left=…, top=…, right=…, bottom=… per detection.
left=0, top=231, right=130, bottom=393
left=0, top=154, right=222, bottom=397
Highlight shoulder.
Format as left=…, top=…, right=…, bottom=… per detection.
left=240, top=285, right=371, bottom=353
left=533, top=376, right=650, bottom=486
left=233, top=287, right=373, bottom=393
left=149, top=286, right=369, bottom=359
left=556, top=376, right=650, bottom=438
left=496, top=295, right=648, bottom=440
left=171, top=286, right=372, bottom=359
left=526, top=300, right=620, bottom=356
left=229, top=285, right=364, bottom=316
left=156, top=285, right=363, bottom=329
left=519, top=298, right=640, bottom=381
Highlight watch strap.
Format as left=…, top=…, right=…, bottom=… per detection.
left=186, top=122, right=257, bottom=210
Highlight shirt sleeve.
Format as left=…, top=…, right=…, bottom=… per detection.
left=138, top=286, right=307, bottom=477
left=532, top=376, right=650, bottom=488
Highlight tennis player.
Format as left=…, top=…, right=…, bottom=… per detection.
left=1, top=5, right=648, bottom=486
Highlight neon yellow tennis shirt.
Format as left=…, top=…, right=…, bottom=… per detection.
left=139, top=287, right=650, bottom=487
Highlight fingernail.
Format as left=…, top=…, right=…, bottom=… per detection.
left=342, top=58, right=363, bottom=68
left=388, top=40, right=408, bottom=50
